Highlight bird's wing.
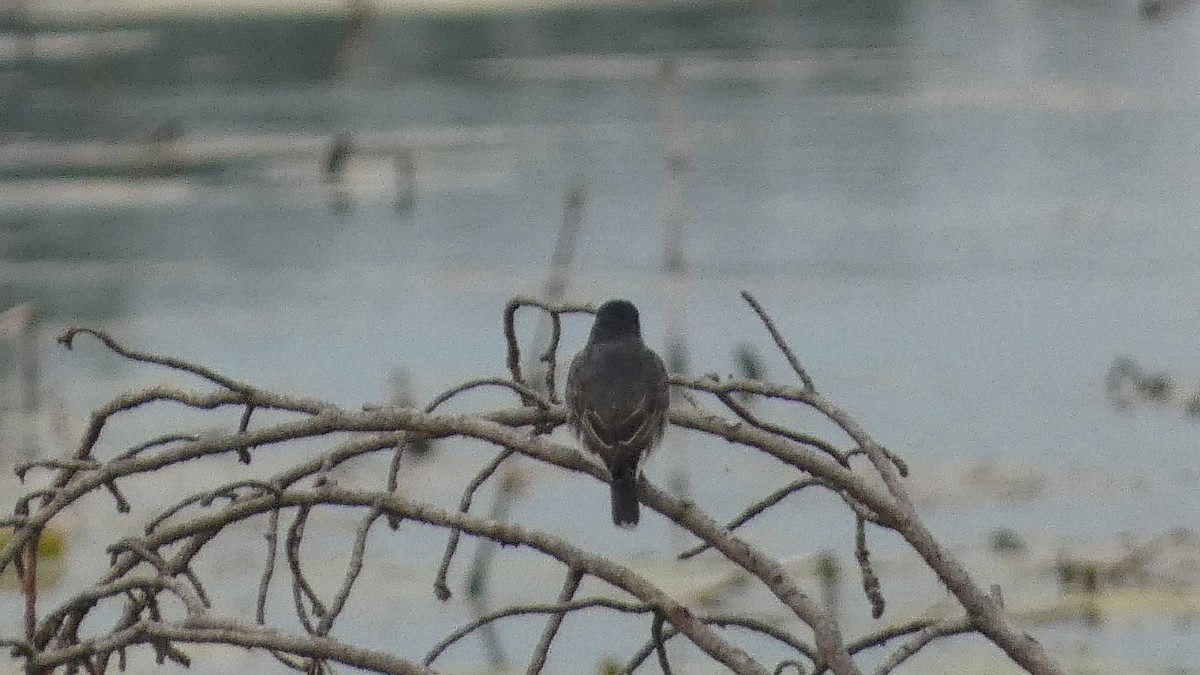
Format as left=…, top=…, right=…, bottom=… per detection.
left=565, top=352, right=583, bottom=427
left=582, top=392, right=656, bottom=449
left=567, top=344, right=670, bottom=457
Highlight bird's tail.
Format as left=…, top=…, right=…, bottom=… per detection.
left=609, top=470, right=640, bottom=529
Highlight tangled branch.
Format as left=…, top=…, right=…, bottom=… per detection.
left=0, top=293, right=1065, bottom=675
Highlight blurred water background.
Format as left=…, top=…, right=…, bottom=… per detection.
left=2, top=0, right=1200, bottom=672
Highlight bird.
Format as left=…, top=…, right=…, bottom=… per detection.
left=566, top=300, right=670, bottom=529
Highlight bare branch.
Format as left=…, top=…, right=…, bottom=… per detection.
left=526, top=567, right=584, bottom=674
left=714, top=388, right=850, bottom=467
left=867, top=616, right=973, bottom=675
left=426, top=595, right=647, bottom=666
left=58, top=327, right=253, bottom=393
left=6, top=296, right=1068, bottom=675
left=31, top=617, right=438, bottom=675
left=539, top=310, right=565, bottom=405
left=421, top=377, right=551, bottom=415
left=679, top=478, right=823, bottom=560
left=434, top=448, right=517, bottom=601
left=739, top=291, right=815, bottom=392
left=623, top=624, right=679, bottom=674
left=672, top=375, right=853, bottom=466
left=503, top=296, right=595, bottom=402
left=316, top=508, right=383, bottom=636
left=652, top=612, right=672, bottom=675
left=141, top=486, right=774, bottom=675
left=285, top=505, right=323, bottom=633
left=256, top=506, right=282, bottom=625
left=116, top=433, right=201, bottom=461
left=855, top=516, right=884, bottom=619
left=14, top=459, right=100, bottom=482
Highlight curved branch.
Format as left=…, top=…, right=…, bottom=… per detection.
left=738, top=291, right=816, bottom=392
left=31, top=617, right=437, bottom=675
left=58, top=327, right=253, bottom=393
left=503, top=296, right=595, bottom=401
left=128, top=487, right=774, bottom=675
left=8, top=400, right=867, bottom=672
left=679, top=478, right=823, bottom=560
left=527, top=568, right=585, bottom=674
left=421, top=377, right=552, bottom=415
left=425, top=595, right=648, bottom=666
left=867, top=617, right=973, bottom=675
left=11, top=299, right=1069, bottom=675
left=433, top=448, right=518, bottom=601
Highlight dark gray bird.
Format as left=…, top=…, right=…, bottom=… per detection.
left=566, top=300, right=670, bottom=529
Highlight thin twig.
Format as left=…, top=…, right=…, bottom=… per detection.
left=739, top=291, right=816, bottom=392
left=14, top=459, right=100, bottom=482
left=286, top=505, right=323, bottom=632
left=14, top=490, right=56, bottom=517
left=239, top=403, right=255, bottom=433
left=653, top=612, right=673, bottom=675
left=115, top=433, right=201, bottom=461
left=626, top=610, right=819, bottom=672
left=182, top=565, right=211, bottom=609
left=385, top=441, right=405, bottom=529
left=705, top=613, right=817, bottom=662
left=855, top=516, right=884, bottom=619
left=845, top=446, right=909, bottom=478
left=433, top=448, right=516, bottom=601
left=57, top=327, right=252, bottom=393
left=257, top=506, right=282, bottom=625
left=867, top=617, right=973, bottom=675
left=147, top=480, right=279, bottom=534
left=679, top=478, right=823, bottom=560
left=425, top=596, right=649, bottom=666
left=715, top=389, right=849, bottom=467
left=104, top=480, right=131, bottom=513
left=526, top=568, right=584, bottom=674
left=316, top=508, right=383, bottom=636
left=807, top=615, right=958, bottom=674
left=540, top=312, right=564, bottom=406
left=464, top=466, right=523, bottom=670
left=503, top=297, right=595, bottom=403
left=623, top=623, right=679, bottom=674
left=422, top=378, right=551, bottom=415
left=237, top=403, right=255, bottom=462
left=504, top=300, right=533, bottom=396
left=21, top=531, right=39, bottom=642
left=674, top=375, right=848, bottom=462
left=31, top=617, right=438, bottom=675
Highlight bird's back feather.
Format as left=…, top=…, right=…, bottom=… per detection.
left=566, top=336, right=669, bottom=470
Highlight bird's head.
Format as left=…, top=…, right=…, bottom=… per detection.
left=589, top=299, right=642, bottom=343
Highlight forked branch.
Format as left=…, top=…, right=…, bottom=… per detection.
left=0, top=294, right=1064, bottom=675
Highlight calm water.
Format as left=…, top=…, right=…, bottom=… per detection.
left=2, top=0, right=1200, bottom=672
